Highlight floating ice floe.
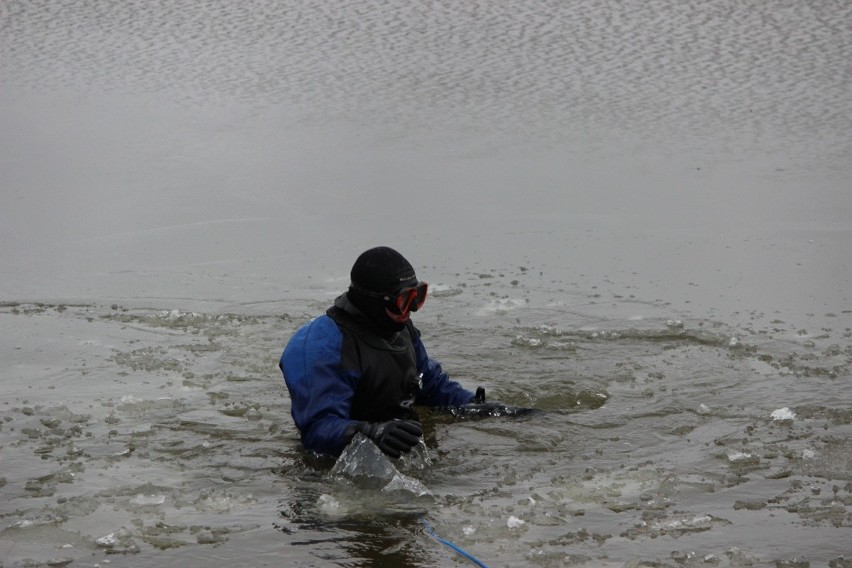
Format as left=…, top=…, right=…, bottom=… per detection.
left=130, top=494, right=166, bottom=506
left=95, top=528, right=139, bottom=554
left=161, top=309, right=200, bottom=320
left=515, top=335, right=543, bottom=347
left=657, top=515, right=714, bottom=532
left=10, top=519, right=37, bottom=529
left=771, top=407, right=796, bottom=421
left=476, top=298, right=523, bottom=316
left=96, top=533, right=117, bottom=547
left=429, top=284, right=464, bottom=298
left=727, top=451, right=755, bottom=463
left=317, top=494, right=343, bottom=515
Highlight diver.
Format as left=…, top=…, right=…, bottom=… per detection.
left=279, top=246, right=488, bottom=459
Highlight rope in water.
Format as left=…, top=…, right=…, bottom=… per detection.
left=420, top=517, right=490, bottom=568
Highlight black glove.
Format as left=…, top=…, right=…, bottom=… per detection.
left=456, top=387, right=538, bottom=417
left=356, top=420, right=422, bottom=459
left=474, top=386, right=486, bottom=404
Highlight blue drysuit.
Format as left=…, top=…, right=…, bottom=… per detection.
left=280, top=294, right=475, bottom=457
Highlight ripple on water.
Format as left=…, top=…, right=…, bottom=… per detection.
left=3, top=0, right=850, bottom=163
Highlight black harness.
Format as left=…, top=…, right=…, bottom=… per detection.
left=326, top=300, right=421, bottom=423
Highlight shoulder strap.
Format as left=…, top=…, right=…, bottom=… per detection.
left=406, top=321, right=420, bottom=341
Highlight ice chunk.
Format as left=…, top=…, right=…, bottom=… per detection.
left=331, top=434, right=430, bottom=495
left=727, top=451, right=754, bottom=462
left=662, top=515, right=713, bottom=532
left=383, top=473, right=430, bottom=497
left=130, top=494, right=166, bottom=506
left=317, top=494, right=342, bottom=515
left=770, top=407, right=796, bottom=421
left=94, top=527, right=138, bottom=553
left=331, top=434, right=398, bottom=489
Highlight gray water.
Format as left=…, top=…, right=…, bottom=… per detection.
left=1, top=1, right=851, bottom=566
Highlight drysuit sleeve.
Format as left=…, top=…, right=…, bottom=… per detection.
left=279, top=316, right=359, bottom=457
left=411, top=329, right=476, bottom=407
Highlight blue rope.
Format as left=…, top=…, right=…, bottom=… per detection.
left=420, top=517, right=490, bottom=568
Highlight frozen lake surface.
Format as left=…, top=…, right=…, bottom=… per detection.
left=1, top=1, right=851, bottom=566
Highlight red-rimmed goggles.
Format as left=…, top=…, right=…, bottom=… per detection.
left=351, top=281, right=429, bottom=313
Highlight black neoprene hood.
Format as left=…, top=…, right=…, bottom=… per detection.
left=350, top=246, right=418, bottom=294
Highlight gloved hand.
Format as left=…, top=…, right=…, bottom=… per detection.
left=356, top=420, right=422, bottom=459
left=455, top=387, right=538, bottom=417
left=474, top=386, right=486, bottom=404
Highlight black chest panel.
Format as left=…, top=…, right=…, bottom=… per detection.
left=327, top=305, right=420, bottom=423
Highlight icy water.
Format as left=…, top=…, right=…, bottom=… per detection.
left=2, top=1, right=852, bottom=567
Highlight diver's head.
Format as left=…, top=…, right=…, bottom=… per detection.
left=347, top=246, right=428, bottom=333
